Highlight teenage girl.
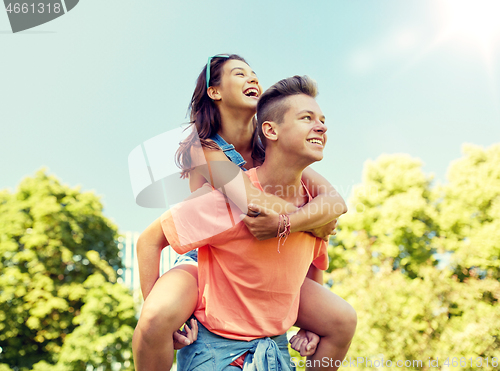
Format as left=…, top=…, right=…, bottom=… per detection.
left=132, top=55, right=357, bottom=371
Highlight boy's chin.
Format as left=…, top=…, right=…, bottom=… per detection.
left=310, top=153, right=324, bottom=163
left=301, top=155, right=323, bottom=167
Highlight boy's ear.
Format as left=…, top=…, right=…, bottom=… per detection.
left=207, top=87, right=221, bottom=101
left=261, top=121, right=278, bottom=143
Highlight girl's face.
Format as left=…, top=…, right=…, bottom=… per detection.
left=213, top=59, right=263, bottom=113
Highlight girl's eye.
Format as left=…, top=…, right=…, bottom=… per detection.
left=303, top=115, right=311, bottom=120
left=236, top=72, right=245, bottom=76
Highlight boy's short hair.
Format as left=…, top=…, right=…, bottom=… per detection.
left=257, top=75, right=318, bottom=148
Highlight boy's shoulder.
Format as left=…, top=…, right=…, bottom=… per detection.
left=244, top=168, right=262, bottom=190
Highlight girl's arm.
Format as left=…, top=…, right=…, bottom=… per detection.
left=190, top=146, right=299, bottom=214
left=290, top=166, right=347, bottom=234
left=137, top=145, right=266, bottom=300
left=136, top=218, right=168, bottom=300
left=192, top=147, right=347, bottom=239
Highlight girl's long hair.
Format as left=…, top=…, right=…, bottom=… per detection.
left=176, top=54, right=265, bottom=177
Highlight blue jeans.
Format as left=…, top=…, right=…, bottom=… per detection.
left=173, top=249, right=199, bottom=266
left=177, top=319, right=292, bottom=371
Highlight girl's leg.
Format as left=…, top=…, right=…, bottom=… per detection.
left=132, top=264, right=198, bottom=371
left=295, top=278, right=357, bottom=371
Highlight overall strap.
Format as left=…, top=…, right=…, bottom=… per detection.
left=209, top=133, right=248, bottom=171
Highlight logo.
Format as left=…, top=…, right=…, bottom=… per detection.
left=4, top=1, right=79, bottom=33
left=128, top=126, right=248, bottom=245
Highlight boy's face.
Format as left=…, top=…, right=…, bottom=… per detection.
left=277, top=94, right=327, bottom=164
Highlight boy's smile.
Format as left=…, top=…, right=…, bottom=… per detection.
left=278, top=94, right=327, bottom=163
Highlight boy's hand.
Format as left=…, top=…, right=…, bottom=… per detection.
left=239, top=204, right=280, bottom=241
left=309, top=219, right=337, bottom=241
left=289, top=329, right=320, bottom=356
left=173, top=318, right=198, bottom=350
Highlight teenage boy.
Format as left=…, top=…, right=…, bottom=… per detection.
left=158, top=75, right=347, bottom=370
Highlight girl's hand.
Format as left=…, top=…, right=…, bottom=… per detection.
left=308, top=219, right=337, bottom=241
left=239, top=204, right=280, bottom=241
left=173, top=318, right=198, bottom=350
left=289, top=329, right=320, bottom=357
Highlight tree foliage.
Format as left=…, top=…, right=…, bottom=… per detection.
left=436, top=144, right=500, bottom=280
left=330, top=154, right=438, bottom=278
left=0, top=170, right=137, bottom=371
left=328, top=145, right=500, bottom=370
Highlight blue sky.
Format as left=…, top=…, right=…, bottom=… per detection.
left=1, top=0, right=499, bottom=233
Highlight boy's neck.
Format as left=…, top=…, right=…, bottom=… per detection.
left=256, top=150, right=309, bottom=202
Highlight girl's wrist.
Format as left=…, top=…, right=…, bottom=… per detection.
left=276, top=214, right=291, bottom=252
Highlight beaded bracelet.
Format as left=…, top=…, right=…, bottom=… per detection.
left=277, top=214, right=291, bottom=253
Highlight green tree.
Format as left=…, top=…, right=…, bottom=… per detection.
left=330, top=154, right=438, bottom=278
left=435, top=144, right=500, bottom=280
left=0, top=170, right=137, bottom=371
left=328, top=148, right=500, bottom=370
left=329, top=241, right=500, bottom=370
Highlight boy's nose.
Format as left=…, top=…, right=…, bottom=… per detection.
left=314, top=120, right=327, bottom=133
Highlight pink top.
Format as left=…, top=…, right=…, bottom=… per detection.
left=161, top=168, right=328, bottom=340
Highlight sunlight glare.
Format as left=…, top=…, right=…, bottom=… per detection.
left=441, top=0, right=500, bottom=49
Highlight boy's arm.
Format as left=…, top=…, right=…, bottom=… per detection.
left=138, top=182, right=239, bottom=299
left=136, top=218, right=168, bottom=300
left=306, top=263, right=324, bottom=285
left=289, top=264, right=324, bottom=356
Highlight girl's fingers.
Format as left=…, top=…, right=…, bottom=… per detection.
left=247, top=204, right=262, bottom=216
left=246, top=204, right=261, bottom=217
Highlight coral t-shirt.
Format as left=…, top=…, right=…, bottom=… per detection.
left=161, top=168, right=328, bottom=341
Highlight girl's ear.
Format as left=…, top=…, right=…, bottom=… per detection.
left=207, top=87, right=221, bottom=101
left=261, top=121, right=278, bottom=143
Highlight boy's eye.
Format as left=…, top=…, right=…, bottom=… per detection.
left=302, top=115, right=311, bottom=120
left=236, top=72, right=244, bottom=76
